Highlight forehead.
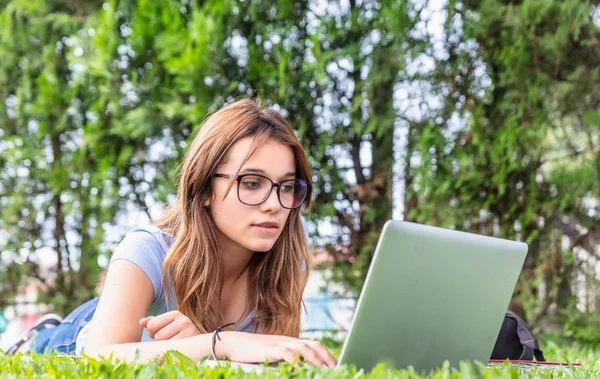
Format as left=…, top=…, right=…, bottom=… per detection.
left=221, top=137, right=296, bottom=175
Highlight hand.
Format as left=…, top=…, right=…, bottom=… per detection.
left=217, top=331, right=338, bottom=368
left=139, top=311, right=200, bottom=340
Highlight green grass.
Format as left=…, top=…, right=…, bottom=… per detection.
left=1, top=339, right=598, bottom=378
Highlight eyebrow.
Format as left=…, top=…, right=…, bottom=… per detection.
left=241, top=168, right=296, bottom=178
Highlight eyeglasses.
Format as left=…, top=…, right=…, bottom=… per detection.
left=213, top=173, right=309, bottom=209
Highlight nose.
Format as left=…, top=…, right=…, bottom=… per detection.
left=259, top=185, right=282, bottom=212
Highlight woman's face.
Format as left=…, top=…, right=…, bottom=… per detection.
left=208, top=137, right=296, bottom=255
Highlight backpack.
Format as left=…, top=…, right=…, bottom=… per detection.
left=490, top=310, right=545, bottom=361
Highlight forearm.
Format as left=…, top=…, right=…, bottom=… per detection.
left=84, top=333, right=224, bottom=363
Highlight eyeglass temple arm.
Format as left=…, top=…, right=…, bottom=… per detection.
left=213, top=173, right=233, bottom=179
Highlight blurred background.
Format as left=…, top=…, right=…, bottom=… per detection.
left=0, top=0, right=599, bottom=349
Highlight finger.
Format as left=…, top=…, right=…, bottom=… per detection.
left=153, top=321, right=182, bottom=341
left=145, top=312, right=177, bottom=335
left=277, top=346, right=303, bottom=369
left=168, top=321, right=197, bottom=340
left=285, top=342, right=325, bottom=368
left=139, top=316, right=153, bottom=327
left=305, top=340, right=338, bottom=368
left=171, top=331, right=185, bottom=340
left=177, top=319, right=200, bottom=339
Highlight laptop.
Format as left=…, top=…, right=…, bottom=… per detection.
left=206, top=220, right=528, bottom=373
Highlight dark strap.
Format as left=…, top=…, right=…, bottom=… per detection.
left=534, top=348, right=546, bottom=361
left=210, top=322, right=236, bottom=361
left=519, top=345, right=534, bottom=360
left=518, top=345, right=545, bottom=361
left=507, top=311, right=545, bottom=362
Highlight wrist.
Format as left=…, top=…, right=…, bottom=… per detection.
left=212, top=330, right=233, bottom=360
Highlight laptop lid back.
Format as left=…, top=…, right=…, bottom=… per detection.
left=338, top=220, right=527, bottom=372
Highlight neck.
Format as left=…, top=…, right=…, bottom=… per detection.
left=221, top=248, right=253, bottom=284
left=215, top=231, right=254, bottom=284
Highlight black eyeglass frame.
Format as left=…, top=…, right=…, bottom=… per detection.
left=213, top=173, right=309, bottom=209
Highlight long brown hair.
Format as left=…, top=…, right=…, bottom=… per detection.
left=154, top=99, right=312, bottom=337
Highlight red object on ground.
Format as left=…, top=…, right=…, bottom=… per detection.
left=488, top=359, right=582, bottom=367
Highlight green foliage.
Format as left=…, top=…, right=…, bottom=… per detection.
left=0, top=340, right=599, bottom=379
left=0, top=0, right=408, bottom=312
left=403, top=0, right=600, bottom=329
left=559, top=297, right=600, bottom=346
left=0, top=0, right=599, bottom=341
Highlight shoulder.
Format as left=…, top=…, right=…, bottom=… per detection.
left=124, top=224, right=175, bottom=253
left=109, top=224, right=175, bottom=302
left=110, top=224, right=176, bottom=266
left=127, top=224, right=173, bottom=250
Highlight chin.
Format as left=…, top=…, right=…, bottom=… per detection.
left=247, top=240, right=278, bottom=253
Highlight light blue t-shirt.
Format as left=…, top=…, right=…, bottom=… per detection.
left=75, top=225, right=257, bottom=354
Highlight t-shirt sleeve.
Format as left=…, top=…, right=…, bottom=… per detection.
left=109, top=229, right=166, bottom=303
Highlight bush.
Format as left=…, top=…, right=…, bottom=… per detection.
left=0, top=339, right=597, bottom=378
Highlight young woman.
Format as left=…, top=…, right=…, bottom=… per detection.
left=8, top=99, right=337, bottom=368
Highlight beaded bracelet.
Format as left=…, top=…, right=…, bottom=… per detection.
left=211, top=322, right=236, bottom=361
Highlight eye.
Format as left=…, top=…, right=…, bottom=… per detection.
left=241, top=180, right=262, bottom=190
left=281, top=183, right=295, bottom=193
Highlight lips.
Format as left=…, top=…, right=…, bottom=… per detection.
left=253, top=221, right=279, bottom=229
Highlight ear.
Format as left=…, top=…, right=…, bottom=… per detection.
left=200, top=186, right=212, bottom=207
